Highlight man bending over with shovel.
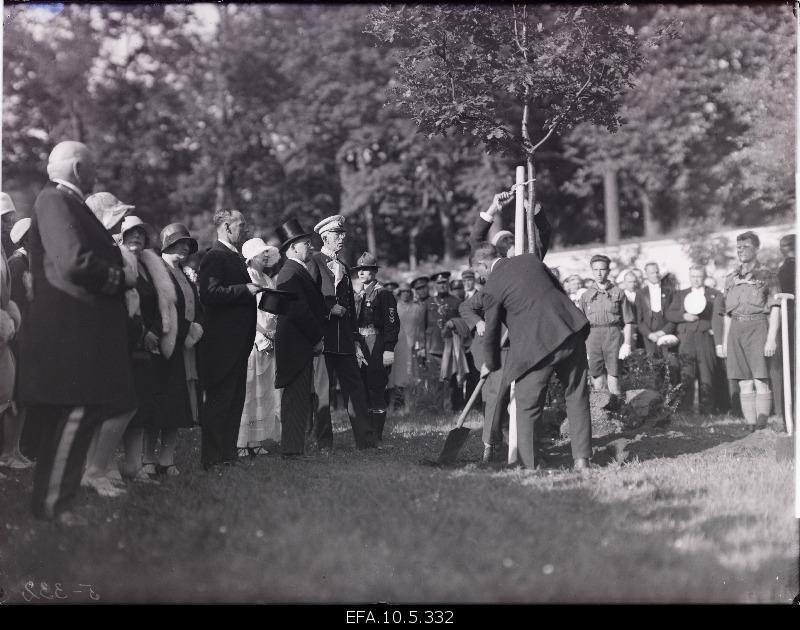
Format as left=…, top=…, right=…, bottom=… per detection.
left=474, top=241, right=593, bottom=471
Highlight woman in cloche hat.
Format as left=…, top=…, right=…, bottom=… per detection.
left=235, top=238, right=283, bottom=458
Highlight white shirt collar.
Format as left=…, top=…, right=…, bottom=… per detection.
left=690, top=286, right=705, bottom=293
left=218, top=238, right=238, bottom=253
left=287, top=254, right=307, bottom=267
left=51, top=178, right=85, bottom=202
left=321, top=246, right=339, bottom=261
left=647, top=281, right=662, bottom=312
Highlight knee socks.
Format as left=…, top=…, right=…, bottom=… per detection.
left=739, top=392, right=757, bottom=425
left=755, top=392, right=772, bottom=426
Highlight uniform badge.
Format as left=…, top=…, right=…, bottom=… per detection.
left=389, top=308, right=396, bottom=323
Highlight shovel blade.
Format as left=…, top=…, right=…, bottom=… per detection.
left=436, top=427, right=472, bottom=464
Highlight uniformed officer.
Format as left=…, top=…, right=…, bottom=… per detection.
left=578, top=254, right=633, bottom=407
left=352, top=252, right=400, bottom=442
left=462, top=269, right=480, bottom=299
left=411, top=275, right=431, bottom=368
left=720, top=231, right=781, bottom=430
left=425, top=271, right=464, bottom=411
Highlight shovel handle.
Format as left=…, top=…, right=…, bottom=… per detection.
left=454, top=329, right=509, bottom=429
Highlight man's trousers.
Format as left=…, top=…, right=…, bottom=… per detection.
left=201, top=353, right=249, bottom=468
left=280, top=360, right=314, bottom=455
left=312, top=353, right=374, bottom=449
left=512, top=332, right=592, bottom=468
left=30, top=403, right=131, bottom=519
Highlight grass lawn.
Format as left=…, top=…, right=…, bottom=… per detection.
left=0, top=407, right=797, bottom=604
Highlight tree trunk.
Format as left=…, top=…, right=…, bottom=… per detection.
left=526, top=156, right=539, bottom=257
left=409, top=225, right=419, bottom=271
left=365, top=202, right=377, bottom=255
left=438, top=194, right=455, bottom=264
left=603, top=165, right=621, bottom=246
left=639, top=187, right=659, bottom=238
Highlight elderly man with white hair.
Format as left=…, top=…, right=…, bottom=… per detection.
left=18, top=141, right=137, bottom=526
left=236, top=237, right=282, bottom=457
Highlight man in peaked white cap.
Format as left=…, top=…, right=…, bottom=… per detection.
left=306, top=214, right=378, bottom=451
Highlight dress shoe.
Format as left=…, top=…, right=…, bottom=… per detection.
left=573, top=458, right=591, bottom=471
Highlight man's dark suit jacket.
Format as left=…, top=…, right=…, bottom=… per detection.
left=274, top=258, right=326, bottom=389
left=307, top=251, right=359, bottom=355
left=197, top=240, right=256, bottom=388
left=469, top=210, right=552, bottom=257
left=18, top=182, right=135, bottom=408
left=635, top=281, right=676, bottom=350
left=666, top=286, right=721, bottom=336
left=483, top=254, right=589, bottom=384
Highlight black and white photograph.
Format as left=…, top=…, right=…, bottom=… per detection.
left=0, top=1, right=798, bottom=607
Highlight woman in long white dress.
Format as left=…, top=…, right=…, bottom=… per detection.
left=237, top=239, right=281, bottom=456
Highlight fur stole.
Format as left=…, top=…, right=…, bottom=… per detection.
left=139, top=249, right=179, bottom=360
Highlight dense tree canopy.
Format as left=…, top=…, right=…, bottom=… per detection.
left=2, top=3, right=793, bottom=260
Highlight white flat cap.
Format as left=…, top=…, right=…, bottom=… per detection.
left=314, top=215, right=346, bottom=235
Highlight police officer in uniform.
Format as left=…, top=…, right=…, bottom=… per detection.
left=352, top=252, right=400, bottom=442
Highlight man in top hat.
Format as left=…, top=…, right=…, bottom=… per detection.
left=352, top=252, right=400, bottom=442
left=462, top=269, right=480, bottom=300
left=197, top=208, right=261, bottom=470
left=719, top=231, right=781, bottom=431
left=307, top=215, right=377, bottom=450
left=18, top=141, right=137, bottom=525
left=666, top=265, right=722, bottom=414
left=273, top=218, right=326, bottom=457
left=425, top=271, right=465, bottom=412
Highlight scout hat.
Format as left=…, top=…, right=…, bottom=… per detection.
left=352, top=251, right=379, bottom=271
left=275, top=217, right=313, bottom=252
left=160, top=223, right=198, bottom=254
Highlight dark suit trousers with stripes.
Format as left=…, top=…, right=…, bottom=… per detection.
left=513, top=332, right=592, bottom=468
left=30, top=404, right=123, bottom=519
left=280, top=360, right=314, bottom=455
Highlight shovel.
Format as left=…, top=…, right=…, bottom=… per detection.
left=430, top=330, right=509, bottom=465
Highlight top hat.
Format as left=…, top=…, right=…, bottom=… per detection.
left=353, top=251, right=379, bottom=271
left=160, top=223, right=198, bottom=254
left=86, top=192, right=135, bottom=230
left=258, top=288, right=297, bottom=315
left=276, top=218, right=313, bottom=252
left=10, top=218, right=31, bottom=245
left=431, top=271, right=451, bottom=283
left=411, top=276, right=430, bottom=289
left=314, top=215, right=346, bottom=235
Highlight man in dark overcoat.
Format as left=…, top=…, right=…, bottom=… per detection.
left=19, top=141, right=137, bottom=525
left=273, top=219, right=326, bottom=457
left=476, top=243, right=592, bottom=471
left=197, top=208, right=259, bottom=470
left=307, top=215, right=376, bottom=451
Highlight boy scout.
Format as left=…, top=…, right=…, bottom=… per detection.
left=353, top=252, right=400, bottom=443
left=720, top=231, right=781, bottom=430
left=578, top=254, right=633, bottom=407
